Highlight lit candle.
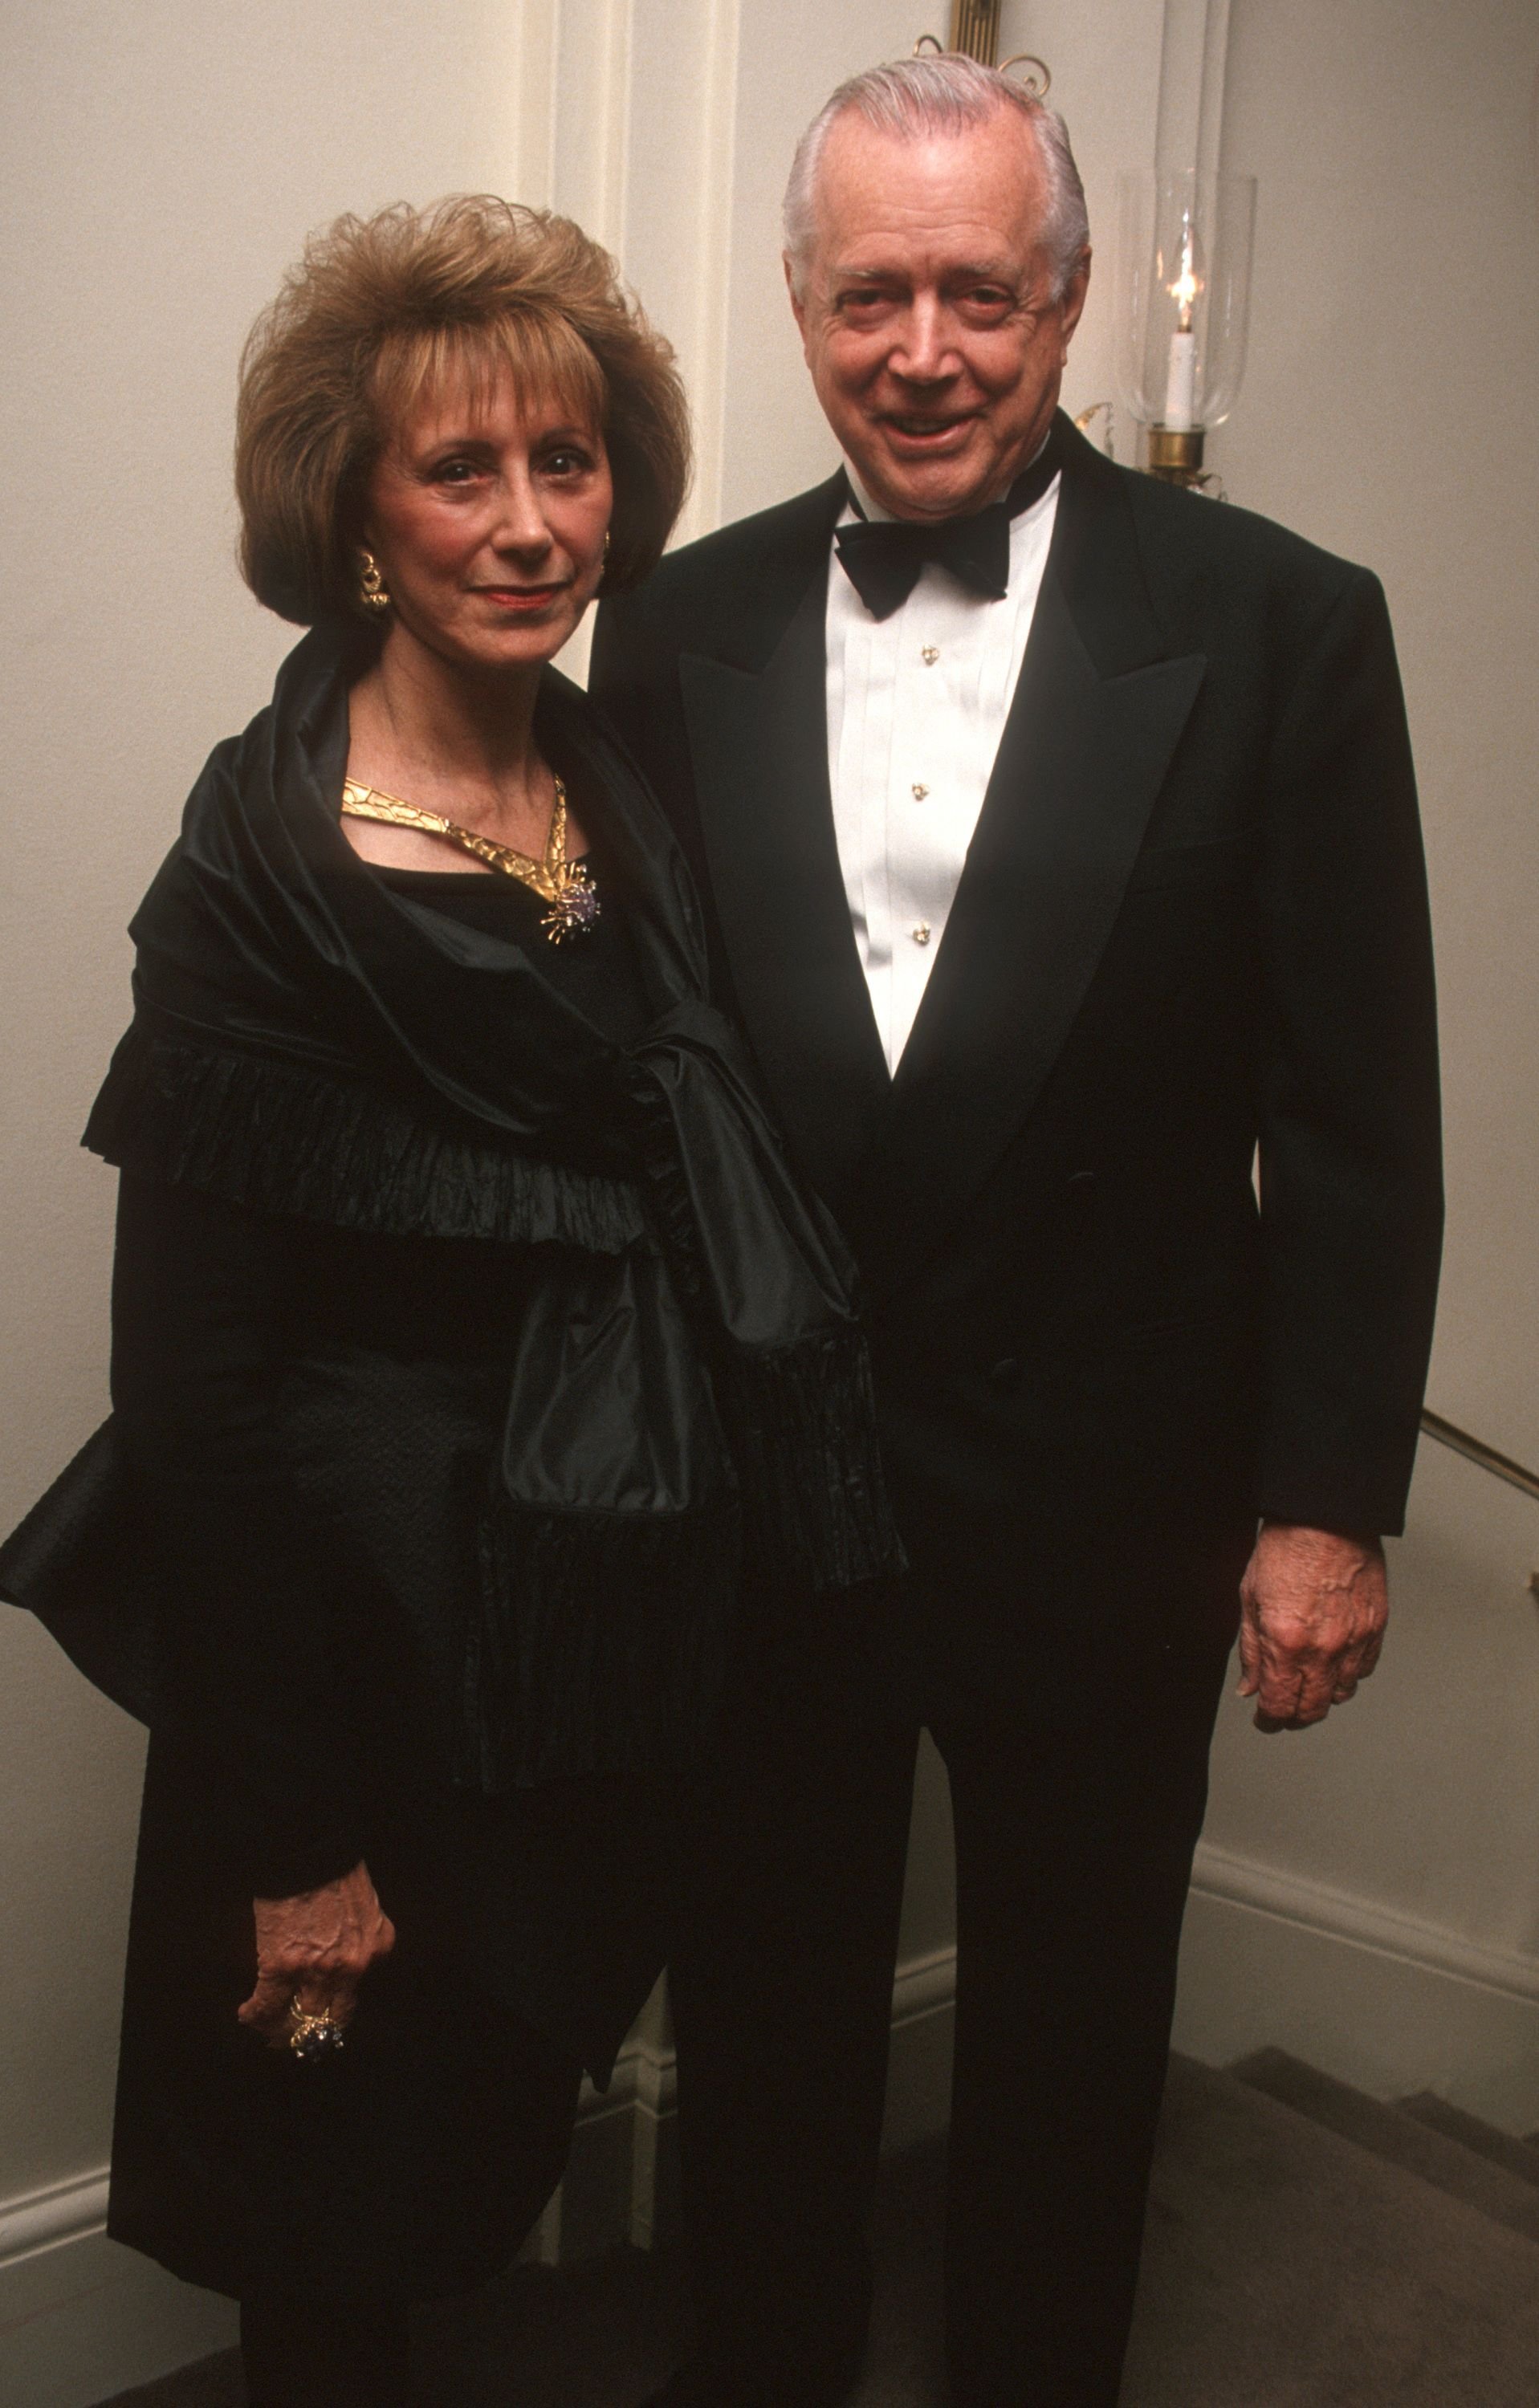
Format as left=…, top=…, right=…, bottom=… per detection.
left=1163, top=221, right=1200, bottom=431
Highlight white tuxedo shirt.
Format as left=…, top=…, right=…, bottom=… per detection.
left=824, top=463, right=1061, bottom=1073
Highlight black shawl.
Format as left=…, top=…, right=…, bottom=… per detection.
left=2, top=624, right=902, bottom=1788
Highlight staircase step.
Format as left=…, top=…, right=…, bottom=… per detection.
left=1123, top=2056, right=1539, bottom=2406
left=1231, top=2048, right=1539, bottom=2247
left=892, top=2079, right=1539, bottom=2405
left=1397, top=2092, right=1539, bottom=2192
left=102, top=2356, right=242, bottom=2406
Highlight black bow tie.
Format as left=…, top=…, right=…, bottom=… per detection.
left=833, top=440, right=1061, bottom=622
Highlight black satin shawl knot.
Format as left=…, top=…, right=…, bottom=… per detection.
left=28, top=624, right=903, bottom=1788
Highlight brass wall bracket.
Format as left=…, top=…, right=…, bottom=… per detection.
left=914, top=6, right=1051, bottom=95
left=948, top=0, right=1002, bottom=60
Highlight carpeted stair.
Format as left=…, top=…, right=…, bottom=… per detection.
left=1228, top=2044, right=1539, bottom=2244
left=1120, top=2053, right=1539, bottom=2406
left=100, top=2051, right=1539, bottom=2406
left=1397, top=2087, right=1539, bottom=2190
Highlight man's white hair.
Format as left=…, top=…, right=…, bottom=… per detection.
left=783, top=54, right=1089, bottom=302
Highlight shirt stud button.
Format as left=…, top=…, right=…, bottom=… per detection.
left=911, top=782, right=929, bottom=801
left=912, top=922, right=931, bottom=946
left=921, top=645, right=939, bottom=665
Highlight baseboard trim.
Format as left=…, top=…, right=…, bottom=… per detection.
left=0, top=2168, right=108, bottom=2272
left=890, top=1942, right=958, bottom=2027
left=1190, top=1841, right=1539, bottom=2007
left=551, top=1946, right=963, bottom=2253
left=1180, top=1842, right=1539, bottom=2131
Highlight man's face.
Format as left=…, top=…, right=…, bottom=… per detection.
left=788, top=108, right=1089, bottom=522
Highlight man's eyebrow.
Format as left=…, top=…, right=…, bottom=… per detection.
left=828, top=258, right=1018, bottom=286
left=941, top=261, right=1020, bottom=284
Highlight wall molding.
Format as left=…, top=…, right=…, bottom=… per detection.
left=1191, top=1840, right=1539, bottom=2008
left=1180, top=1840, right=1539, bottom=2133
left=547, top=1938, right=962, bottom=2258
left=669, top=0, right=742, bottom=545
left=509, top=0, right=560, bottom=209
left=0, top=2167, right=108, bottom=2274
left=552, top=0, right=635, bottom=257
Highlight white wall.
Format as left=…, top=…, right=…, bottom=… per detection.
left=1172, top=0, right=1539, bottom=2122
left=1219, top=0, right=1539, bottom=1454
left=3, top=2, right=1538, bottom=2399
left=1, top=6, right=549, bottom=2397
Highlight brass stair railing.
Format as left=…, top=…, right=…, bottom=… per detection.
left=1419, top=1409, right=1539, bottom=1505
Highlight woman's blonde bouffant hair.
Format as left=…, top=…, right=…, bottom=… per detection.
left=235, top=194, right=692, bottom=624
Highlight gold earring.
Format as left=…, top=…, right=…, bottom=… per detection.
left=358, top=550, right=391, bottom=613
left=602, top=530, right=612, bottom=567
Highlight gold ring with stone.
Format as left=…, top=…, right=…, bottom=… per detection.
left=285, top=1999, right=347, bottom=2062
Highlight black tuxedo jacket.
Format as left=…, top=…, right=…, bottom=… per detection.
left=592, top=415, right=1442, bottom=1695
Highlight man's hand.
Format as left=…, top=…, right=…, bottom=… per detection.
left=1236, top=1521, right=1388, bottom=1732
left=237, top=1860, right=396, bottom=2045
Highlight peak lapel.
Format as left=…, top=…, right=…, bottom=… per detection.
left=857, top=429, right=1207, bottom=1294
left=678, top=525, right=890, bottom=1211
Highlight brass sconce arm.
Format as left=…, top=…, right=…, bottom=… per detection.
left=914, top=5, right=1050, bottom=96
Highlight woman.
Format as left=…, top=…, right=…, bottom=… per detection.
left=0, top=196, right=898, bottom=2407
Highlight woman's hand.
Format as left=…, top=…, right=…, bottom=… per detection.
left=237, top=1860, right=396, bottom=2046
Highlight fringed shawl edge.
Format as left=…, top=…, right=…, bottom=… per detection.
left=83, top=1024, right=649, bottom=1255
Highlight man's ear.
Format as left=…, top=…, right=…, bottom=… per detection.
left=1058, top=249, right=1092, bottom=356
left=784, top=250, right=809, bottom=346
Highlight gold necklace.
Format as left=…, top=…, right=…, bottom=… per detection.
left=340, top=774, right=600, bottom=944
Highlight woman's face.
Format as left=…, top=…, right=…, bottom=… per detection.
left=360, top=368, right=613, bottom=677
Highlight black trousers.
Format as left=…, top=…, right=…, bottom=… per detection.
left=670, top=1547, right=1242, bottom=2408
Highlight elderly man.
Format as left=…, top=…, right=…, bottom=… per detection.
left=593, top=54, right=1441, bottom=2408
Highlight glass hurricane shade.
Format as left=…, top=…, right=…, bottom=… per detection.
left=1114, top=171, right=1257, bottom=433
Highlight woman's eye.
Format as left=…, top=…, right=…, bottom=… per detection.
left=544, top=448, right=592, bottom=478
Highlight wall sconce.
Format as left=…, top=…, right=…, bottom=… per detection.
left=1113, top=172, right=1256, bottom=488
left=914, top=3, right=1050, bottom=93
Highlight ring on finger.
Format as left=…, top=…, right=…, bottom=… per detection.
left=285, top=1995, right=348, bottom=2063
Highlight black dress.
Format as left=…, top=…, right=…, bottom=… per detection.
left=106, top=856, right=674, bottom=2305
left=6, top=629, right=898, bottom=2308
